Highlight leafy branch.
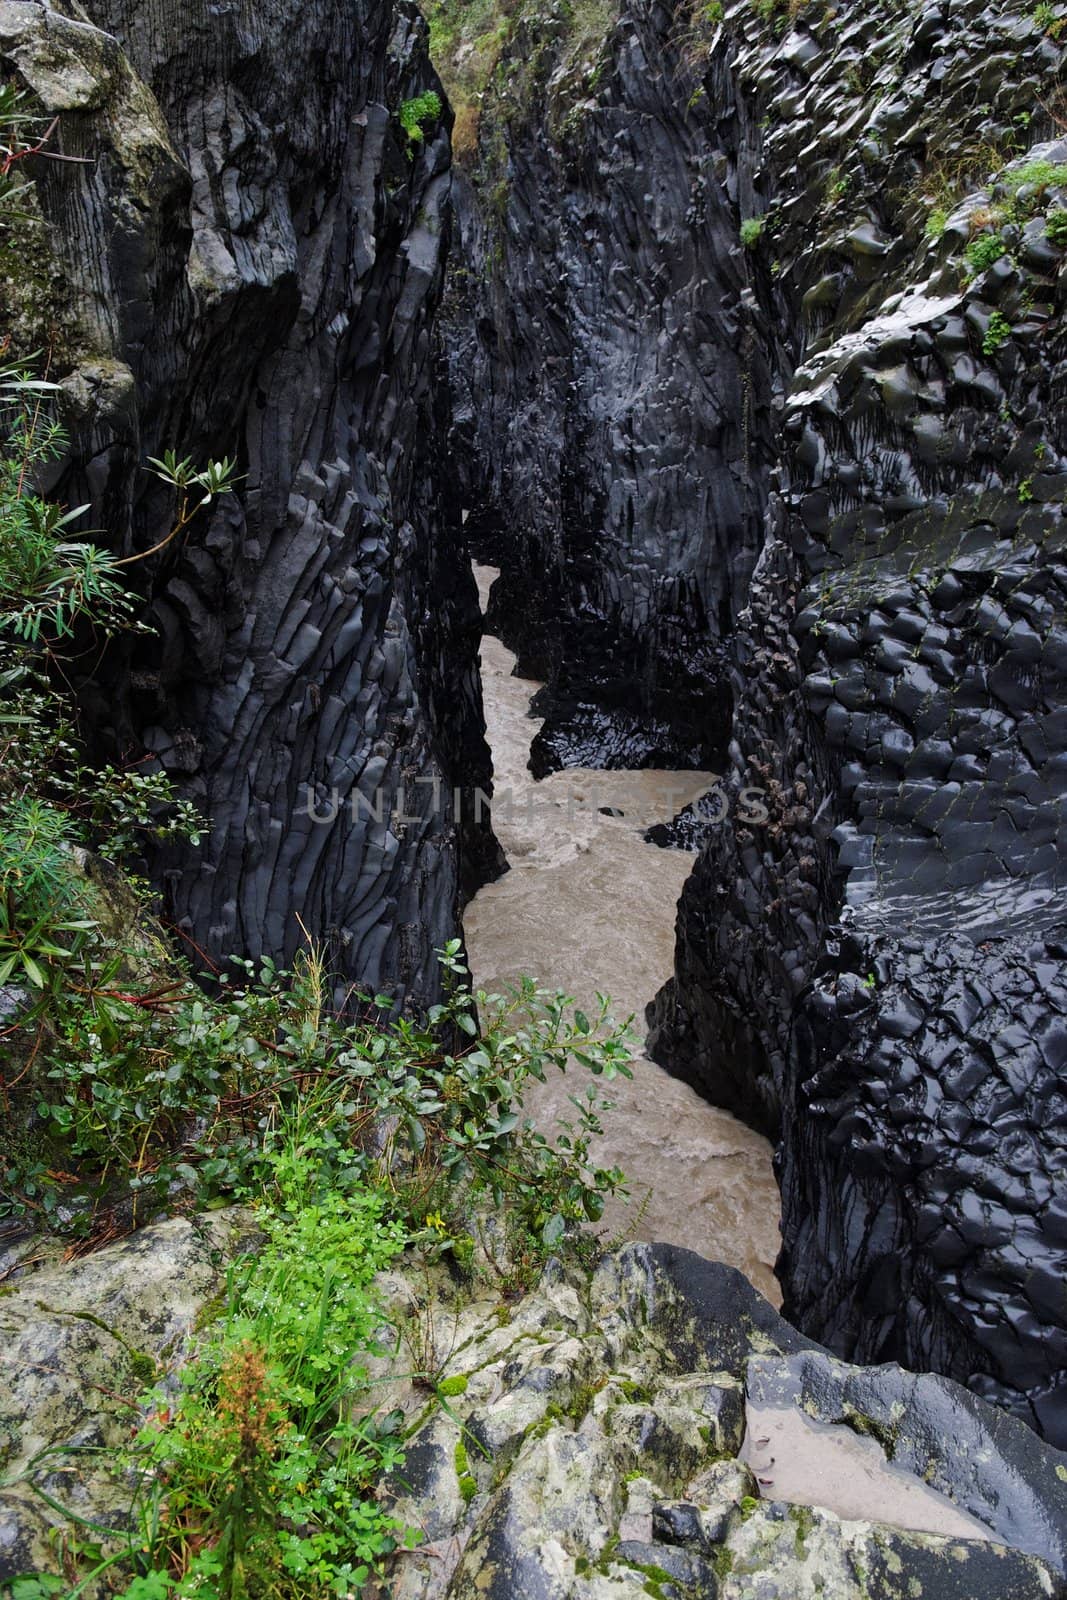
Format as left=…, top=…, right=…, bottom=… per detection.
left=113, top=451, right=240, bottom=567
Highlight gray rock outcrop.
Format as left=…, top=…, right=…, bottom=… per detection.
left=380, top=1244, right=1067, bottom=1599
left=0, top=1210, right=257, bottom=1584
left=6, top=1230, right=1067, bottom=1598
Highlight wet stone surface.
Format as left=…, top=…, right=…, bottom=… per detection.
left=446, top=0, right=1067, bottom=1443
left=378, top=1245, right=1067, bottom=1600
left=445, top=0, right=778, bottom=774
left=1, top=0, right=501, bottom=1007
left=637, top=0, right=1067, bottom=1445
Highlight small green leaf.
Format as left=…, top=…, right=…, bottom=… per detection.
left=20, top=953, right=45, bottom=987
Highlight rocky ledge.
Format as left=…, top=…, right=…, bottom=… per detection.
left=0, top=1212, right=258, bottom=1581
left=380, top=1242, right=1067, bottom=1599
left=7, top=1229, right=1067, bottom=1597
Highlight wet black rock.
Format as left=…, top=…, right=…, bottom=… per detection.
left=2, top=0, right=501, bottom=1005
left=444, top=1, right=779, bottom=772
left=648, top=0, right=1067, bottom=1445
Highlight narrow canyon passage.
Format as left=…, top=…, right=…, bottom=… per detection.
left=464, top=567, right=781, bottom=1301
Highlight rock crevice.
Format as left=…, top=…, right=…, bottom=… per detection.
left=445, top=0, right=779, bottom=772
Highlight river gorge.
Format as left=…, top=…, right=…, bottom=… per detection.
left=0, top=0, right=1066, bottom=1592
left=465, top=566, right=781, bottom=1299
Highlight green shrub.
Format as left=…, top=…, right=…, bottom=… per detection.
left=740, top=216, right=763, bottom=247
left=0, top=369, right=129, bottom=643
left=1032, top=0, right=1063, bottom=31
left=0, top=371, right=232, bottom=997
left=14, top=950, right=636, bottom=1589
left=924, top=206, right=949, bottom=239
left=982, top=310, right=1012, bottom=355
left=753, top=0, right=788, bottom=30
left=0, top=798, right=96, bottom=987
left=6, top=938, right=633, bottom=1240
left=965, top=232, right=1007, bottom=276
left=115, top=1156, right=412, bottom=1600
left=399, top=89, right=443, bottom=146
left=1037, top=1, right=1066, bottom=33
left=1045, top=208, right=1067, bottom=248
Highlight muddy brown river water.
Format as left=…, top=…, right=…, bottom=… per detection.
left=463, top=567, right=781, bottom=1302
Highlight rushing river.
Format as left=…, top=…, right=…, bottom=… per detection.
left=464, top=567, right=781, bottom=1302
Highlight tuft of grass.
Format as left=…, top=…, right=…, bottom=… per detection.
left=1034, top=0, right=1066, bottom=33
left=924, top=206, right=949, bottom=239
left=455, top=1438, right=478, bottom=1502
left=740, top=216, right=764, bottom=247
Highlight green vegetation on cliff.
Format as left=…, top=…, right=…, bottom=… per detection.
left=0, top=369, right=634, bottom=1590
left=4, top=932, right=634, bottom=1596
left=0, top=96, right=636, bottom=1597
left=421, top=0, right=617, bottom=157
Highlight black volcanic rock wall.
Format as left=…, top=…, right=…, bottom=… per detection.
left=649, top=0, right=1067, bottom=1441
left=445, top=0, right=779, bottom=772
left=450, top=0, right=1067, bottom=1445
left=1, top=0, right=500, bottom=1002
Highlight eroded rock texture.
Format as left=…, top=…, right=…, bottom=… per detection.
left=452, top=0, right=1067, bottom=1444
left=446, top=3, right=778, bottom=772
left=0, top=1211, right=257, bottom=1581
left=648, top=0, right=1067, bottom=1440
left=7, top=1232, right=1067, bottom=1596
left=1, top=0, right=499, bottom=1002
left=379, top=1244, right=1067, bottom=1600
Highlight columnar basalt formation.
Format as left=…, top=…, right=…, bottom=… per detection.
left=6, top=0, right=1067, bottom=1469
left=1, top=0, right=499, bottom=1003
left=451, top=0, right=1067, bottom=1444
left=445, top=2, right=779, bottom=773
left=648, top=0, right=1067, bottom=1442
